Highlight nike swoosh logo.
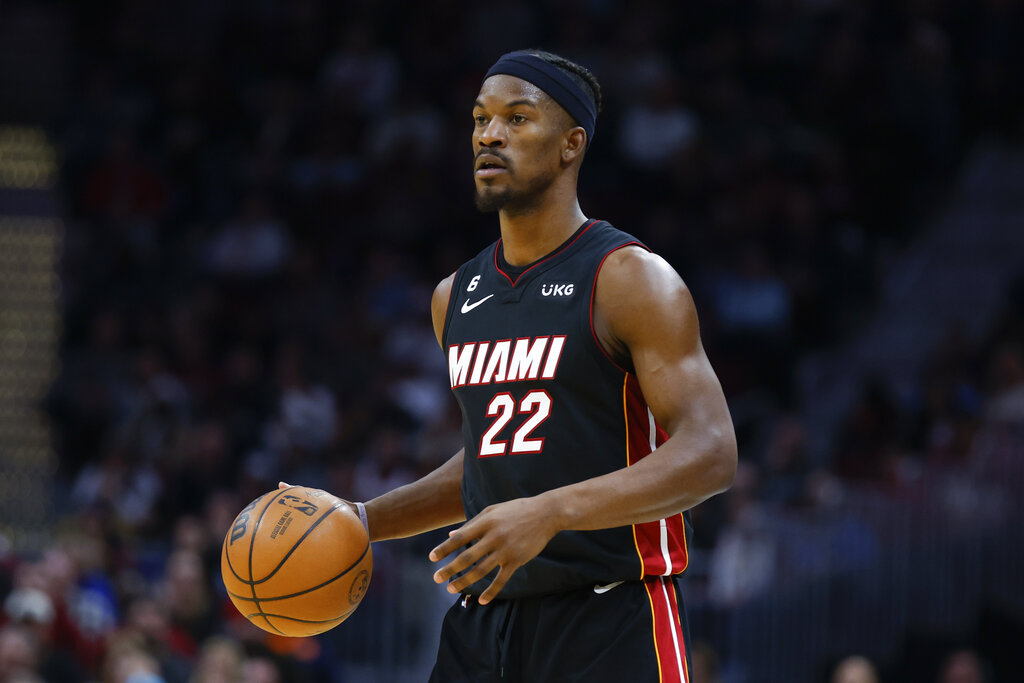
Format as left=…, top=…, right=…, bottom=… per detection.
left=460, top=294, right=494, bottom=314
left=593, top=581, right=624, bottom=594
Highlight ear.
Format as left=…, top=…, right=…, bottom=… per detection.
left=561, top=127, right=587, bottom=165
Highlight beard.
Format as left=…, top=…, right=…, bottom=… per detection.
left=474, top=184, right=512, bottom=213
left=473, top=167, right=558, bottom=215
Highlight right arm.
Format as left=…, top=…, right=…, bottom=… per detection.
left=362, top=271, right=465, bottom=541
left=363, top=447, right=464, bottom=541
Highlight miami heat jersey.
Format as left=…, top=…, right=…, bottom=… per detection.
left=442, top=219, right=691, bottom=598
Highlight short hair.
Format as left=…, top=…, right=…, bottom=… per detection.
left=524, top=50, right=603, bottom=118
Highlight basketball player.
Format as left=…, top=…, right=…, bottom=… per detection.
left=286, top=49, right=736, bottom=682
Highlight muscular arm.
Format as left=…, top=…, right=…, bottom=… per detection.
left=431, top=247, right=737, bottom=601
left=543, top=246, right=736, bottom=529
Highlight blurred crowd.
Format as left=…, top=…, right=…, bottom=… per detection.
left=1, top=0, right=1023, bottom=681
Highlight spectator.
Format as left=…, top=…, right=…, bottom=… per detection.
left=204, top=196, right=291, bottom=279
left=619, top=76, right=700, bottom=169
left=759, top=416, right=811, bottom=507
left=240, top=656, right=281, bottom=683
left=690, top=641, right=722, bottom=683
left=709, top=245, right=792, bottom=339
left=708, top=462, right=777, bottom=606
left=832, top=655, right=880, bottom=683
left=3, top=588, right=82, bottom=682
left=0, top=625, right=39, bottom=683
left=353, top=426, right=417, bottom=503
left=321, top=23, right=399, bottom=113
left=835, top=380, right=902, bottom=482
left=983, top=343, right=1024, bottom=424
left=937, top=649, right=988, bottom=683
left=103, top=633, right=165, bottom=683
left=122, top=597, right=192, bottom=683
left=158, top=551, right=215, bottom=653
left=187, top=637, right=243, bottom=683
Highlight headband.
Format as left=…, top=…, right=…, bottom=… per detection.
left=484, top=51, right=597, bottom=143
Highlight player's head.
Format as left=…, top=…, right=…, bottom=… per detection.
left=473, top=49, right=602, bottom=214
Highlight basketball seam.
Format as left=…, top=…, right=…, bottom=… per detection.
left=225, top=542, right=370, bottom=600
left=249, top=487, right=294, bottom=635
left=244, top=604, right=359, bottom=624
left=223, top=504, right=360, bottom=587
left=251, top=500, right=347, bottom=584
left=222, top=493, right=267, bottom=584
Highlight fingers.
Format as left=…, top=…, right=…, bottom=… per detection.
left=278, top=481, right=290, bottom=489
left=478, top=567, right=513, bottom=605
left=438, top=553, right=501, bottom=595
left=429, top=527, right=469, bottom=563
left=431, top=529, right=481, bottom=579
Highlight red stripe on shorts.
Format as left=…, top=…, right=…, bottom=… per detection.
left=644, top=577, right=689, bottom=683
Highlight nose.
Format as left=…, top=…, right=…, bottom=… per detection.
left=478, top=117, right=507, bottom=148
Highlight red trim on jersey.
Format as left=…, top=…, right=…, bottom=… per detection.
left=494, top=219, right=598, bottom=287
left=589, top=241, right=646, bottom=374
left=644, top=577, right=690, bottom=683
left=624, top=375, right=689, bottom=578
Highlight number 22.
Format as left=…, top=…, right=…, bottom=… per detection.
left=479, top=390, right=551, bottom=457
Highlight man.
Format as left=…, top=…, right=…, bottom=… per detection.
left=287, top=49, right=736, bottom=682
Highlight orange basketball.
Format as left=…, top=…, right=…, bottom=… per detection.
left=221, top=486, right=372, bottom=637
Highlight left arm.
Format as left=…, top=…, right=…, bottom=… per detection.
left=538, top=247, right=736, bottom=527
left=430, top=246, right=737, bottom=602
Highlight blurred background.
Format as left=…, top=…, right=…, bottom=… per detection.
left=1, top=0, right=1023, bottom=682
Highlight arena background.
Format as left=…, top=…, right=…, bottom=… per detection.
left=1, top=1, right=1023, bottom=682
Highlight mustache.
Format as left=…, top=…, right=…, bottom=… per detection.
left=475, top=150, right=512, bottom=167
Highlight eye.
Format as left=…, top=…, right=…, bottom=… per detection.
left=510, top=114, right=528, bottom=124
left=474, top=114, right=488, bottom=125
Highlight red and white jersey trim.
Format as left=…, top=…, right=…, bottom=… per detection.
left=623, top=374, right=689, bottom=578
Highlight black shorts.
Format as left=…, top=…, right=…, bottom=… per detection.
left=429, top=576, right=692, bottom=683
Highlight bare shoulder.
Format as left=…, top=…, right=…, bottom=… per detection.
left=594, top=246, right=700, bottom=360
left=600, top=245, right=689, bottom=295
left=431, top=271, right=457, bottom=347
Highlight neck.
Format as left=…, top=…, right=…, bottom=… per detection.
left=497, top=181, right=588, bottom=266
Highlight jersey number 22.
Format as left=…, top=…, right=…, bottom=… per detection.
left=479, top=390, right=552, bottom=457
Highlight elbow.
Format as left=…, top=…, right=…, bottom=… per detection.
left=706, top=433, right=738, bottom=496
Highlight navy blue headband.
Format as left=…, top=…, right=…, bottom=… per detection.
left=484, top=52, right=597, bottom=143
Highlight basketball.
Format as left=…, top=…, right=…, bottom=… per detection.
left=220, top=486, right=372, bottom=637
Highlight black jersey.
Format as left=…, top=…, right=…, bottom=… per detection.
left=442, top=220, right=690, bottom=599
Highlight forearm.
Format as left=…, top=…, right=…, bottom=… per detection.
left=542, top=430, right=735, bottom=532
left=364, top=449, right=466, bottom=542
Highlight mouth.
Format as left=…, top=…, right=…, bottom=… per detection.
left=475, top=154, right=508, bottom=178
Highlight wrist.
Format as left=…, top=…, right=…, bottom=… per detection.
left=537, top=489, right=574, bottom=534
left=354, top=501, right=369, bottom=535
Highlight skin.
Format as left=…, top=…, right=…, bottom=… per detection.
left=283, top=73, right=737, bottom=605
left=832, top=656, right=879, bottom=683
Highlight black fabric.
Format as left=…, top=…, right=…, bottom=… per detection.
left=443, top=220, right=674, bottom=598
left=484, top=51, right=597, bottom=143
left=428, top=578, right=693, bottom=682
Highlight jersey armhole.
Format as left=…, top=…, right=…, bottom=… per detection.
left=440, top=265, right=466, bottom=349
left=584, top=241, right=650, bottom=375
